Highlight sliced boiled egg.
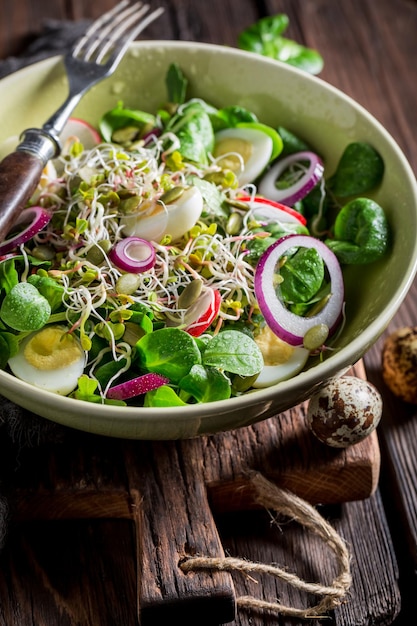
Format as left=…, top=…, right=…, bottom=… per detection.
left=213, top=127, right=273, bottom=186
left=8, top=326, right=85, bottom=396
left=120, top=185, right=203, bottom=242
left=253, top=325, right=309, bottom=388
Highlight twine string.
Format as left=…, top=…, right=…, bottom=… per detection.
left=180, top=471, right=352, bottom=619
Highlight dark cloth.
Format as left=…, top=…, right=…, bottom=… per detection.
left=0, top=18, right=86, bottom=551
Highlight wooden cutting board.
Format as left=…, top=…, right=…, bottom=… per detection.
left=8, top=360, right=380, bottom=625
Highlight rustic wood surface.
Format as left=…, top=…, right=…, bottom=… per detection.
left=0, top=0, right=416, bottom=625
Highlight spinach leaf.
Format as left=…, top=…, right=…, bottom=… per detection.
left=327, top=142, right=385, bottom=197
left=325, top=198, right=389, bottom=264
left=136, top=327, right=201, bottom=383
left=190, top=176, right=228, bottom=219
left=179, top=364, right=231, bottom=403
left=0, top=331, right=18, bottom=369
left=238, top=15, right=324, bottom=75
left=202, top=330, right=263, bottom=376
left=166, top=63, right=188, bottom=104
left=166, top=102, right=214, bottom=164
left=99, top=101, right=156, bottom=143
left=210, top=105, right=258, bottom=131
left=280, top=247, right=325, bottom=304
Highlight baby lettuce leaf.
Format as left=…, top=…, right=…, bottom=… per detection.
left=238, top=15, right=324, bottom=75
left=202, top=330, right=263, bottom=377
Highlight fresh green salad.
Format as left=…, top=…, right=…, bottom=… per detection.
left=0, top=63, right=389, bottom=407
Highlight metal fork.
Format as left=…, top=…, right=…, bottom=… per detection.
left=0, top=1, right=163, bottom=243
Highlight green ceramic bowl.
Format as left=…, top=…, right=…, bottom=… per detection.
left=0, top=41, right=416, bottom=439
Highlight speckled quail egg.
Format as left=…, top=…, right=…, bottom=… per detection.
left=306, top=376, right=383, bottom=448
left=213, top=127, right=273, bottom=186
left=381, top=326, right=417, bottom=404
left=253, top=325, right=309, bottom=388
left=8, top=325, right=85, bottom=396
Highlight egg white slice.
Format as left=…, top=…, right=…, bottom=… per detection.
left=120, top=186, right=203, bottom=242
left=253, top=326, right=309, bottom=388
left=213, top=127, right=273, bottom=186
left=8, top=326, right=85, bottom=396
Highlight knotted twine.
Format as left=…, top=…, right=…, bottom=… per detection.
left=180, top=472, right=352, bottom=620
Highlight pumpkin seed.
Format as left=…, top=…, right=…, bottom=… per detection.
left=159, top=186, right=185, bottom=205
left=303, top=324, right=329, bottom=351
left=178, top=279, right=203, bottom=309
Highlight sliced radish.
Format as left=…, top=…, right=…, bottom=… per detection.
left=107, top=372, right=170, bottom=400
left=185, top=288, right=222, bottom=337
left=239, top=194, right=307, bottom=226
left=59, top=118, right=101, bottom=151
left=254, top=234, right=344, bottom=346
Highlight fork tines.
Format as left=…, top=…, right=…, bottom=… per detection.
left=72, top=1, right=164, bottom=67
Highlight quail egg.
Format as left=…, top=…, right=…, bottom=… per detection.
left=306, top=376, right=383, bottom=448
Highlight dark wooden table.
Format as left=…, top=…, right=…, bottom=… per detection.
left=0, top=1, right=417, bottom=625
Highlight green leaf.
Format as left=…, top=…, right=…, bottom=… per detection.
left=280, top=247, right=325, bottom=303
left=327, top=142, right=385, bottom=197
left=99, top=101, right=156, bottom=143
left=325, top=198, right=389, bottom=264
left=238, top=15, right=324, bottom=75
left=0, top=258, right=19, bottom=295
left=179, top=364, right=231, bottom=403
left=202, top=330, right=263, bottom=376
left=166, top=63, right=188, bottom=104
left=0, top=282, right=51, bottom=331
left=27, top=273, right=65, bottom=312
left=144, top=385, right=187, bottom=407
left=167, top=102, right=215, bottom=164
left=136, top=327, right=201, bottom=383
left=210, top=105, right=258, bottom=132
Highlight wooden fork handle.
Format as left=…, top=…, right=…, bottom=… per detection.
left=0, top=129, right=59, bottom=243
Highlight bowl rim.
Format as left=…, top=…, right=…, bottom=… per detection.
left=1, top=40, right=417, bottom=432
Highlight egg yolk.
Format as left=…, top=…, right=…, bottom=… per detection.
left=255, top=325, right=294, bottom=366
left=213, top=137, right=253, bottom=172
left=23, top=327, right=83, bottom=371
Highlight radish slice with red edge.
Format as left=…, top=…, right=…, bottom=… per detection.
left=60, top=117, right=101, bottom=150
left=109, top=237, right=156, bottom=273
left=258, top=151, right=324, bottom=206
left=0, top=206, right=52, bottom=255
left=238, top=194, right=307, bottom=225
left=107, top=372, right=170, bottom=400
left=185, top=288, right=221, bottom=337
left=254, top=234, right=344, bottom=346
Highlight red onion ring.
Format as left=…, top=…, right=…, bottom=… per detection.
left=258, top=151, right=324, bottom=206
left=0, top=206, right=52, bottom=255
left=254, top=234, right=344, bottom=346
left=238, top=194, right=307, bottom=225
left=109, top=237, right=156, bottom=273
